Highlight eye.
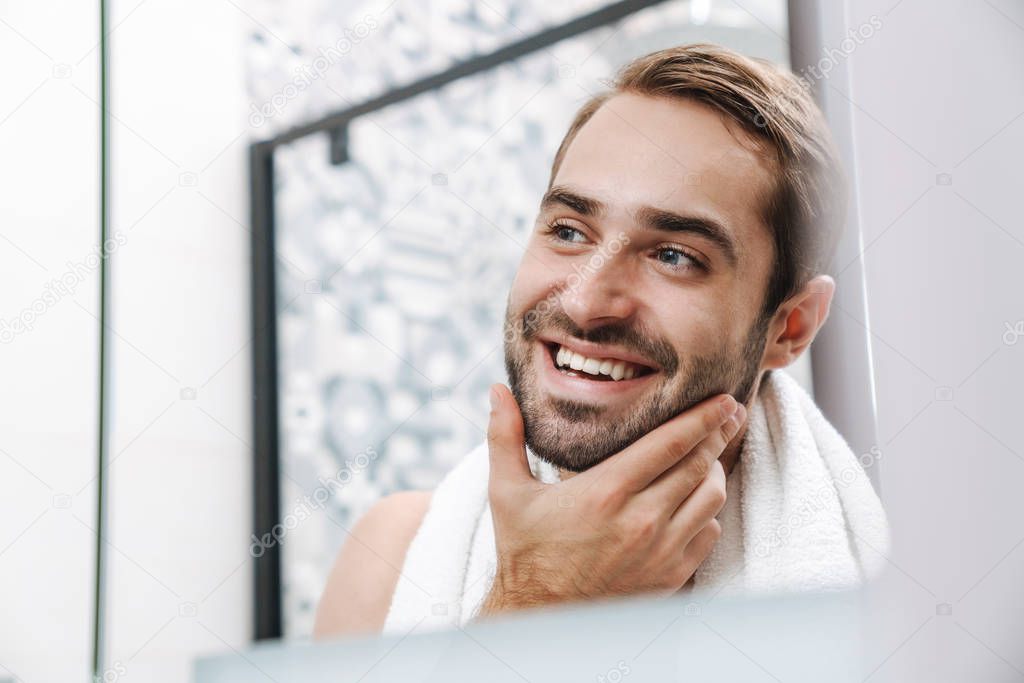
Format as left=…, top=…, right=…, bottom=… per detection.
left=545, top=220, right=588, bottom=244
left=655, top=246, right=706, bottom=271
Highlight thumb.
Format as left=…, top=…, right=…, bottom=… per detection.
left=486, top=383, right=533, bottom=489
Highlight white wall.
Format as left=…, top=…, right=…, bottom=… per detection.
left=0, top=3, right=100, bottom=680
left=102, top=1, right=252, bottom=680
left=832, top=0, right=1024, bottom=679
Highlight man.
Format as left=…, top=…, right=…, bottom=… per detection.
left=314, top=43, right=887, bottom=638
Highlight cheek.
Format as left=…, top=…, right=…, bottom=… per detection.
left=509, top=247, right=566, bottom=311
left=656, top=299, right=727, bottom=358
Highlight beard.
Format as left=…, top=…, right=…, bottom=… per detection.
left=503, top=297, right=771, bottom=472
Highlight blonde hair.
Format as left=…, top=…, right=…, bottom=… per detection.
left=548, top=43, right=848, bottom=318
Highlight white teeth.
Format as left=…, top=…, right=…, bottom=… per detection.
left=553, top=344, right=649, bottom=381
left=610, top=362, right=625, bottom=381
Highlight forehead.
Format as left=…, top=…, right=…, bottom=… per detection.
left=552, top=91, right=777, bottom=269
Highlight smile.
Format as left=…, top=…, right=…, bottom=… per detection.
left=550, top=343, right=655, bottom=381
left=534, top=337, right=659, bottom=403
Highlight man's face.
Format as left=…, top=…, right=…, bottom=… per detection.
left=503, top=92, right=778, bottom=472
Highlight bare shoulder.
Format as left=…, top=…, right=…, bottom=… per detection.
left=312, top=489, right=432, bottom=639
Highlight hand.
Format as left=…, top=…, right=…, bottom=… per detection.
left=477, top=384, right=746, bottom=617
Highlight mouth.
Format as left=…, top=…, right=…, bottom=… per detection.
left=543, top=341, right=657, bottom=381
left=534, top=338, right=659, bottom=403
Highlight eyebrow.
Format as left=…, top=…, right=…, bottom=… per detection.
left=540, top=185, right=739, bottom=269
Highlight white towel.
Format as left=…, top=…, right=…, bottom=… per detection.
left=382, top=369, right=889, bottom=635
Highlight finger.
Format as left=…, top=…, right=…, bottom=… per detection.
left=666, top=460, right=728, bottom=544
left=592, top=393, right=739, bottom=492
left=486, top=384, right=533, bottom=493
left=646, top=404, right=744, bottom=512
left=659, top=518, right=722, bottom=593
left=673, top=518, right=722, bottom=585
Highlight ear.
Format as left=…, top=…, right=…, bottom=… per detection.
left=761, top=275, right=836, bottom=370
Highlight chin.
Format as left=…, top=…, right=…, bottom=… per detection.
left=522, top=408, right=637, bottom=473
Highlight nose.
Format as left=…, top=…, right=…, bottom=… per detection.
left=558, top=253, right=638, bottom=331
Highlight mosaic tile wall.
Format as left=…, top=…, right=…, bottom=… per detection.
left=244, top=0, right=788, bottom=636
